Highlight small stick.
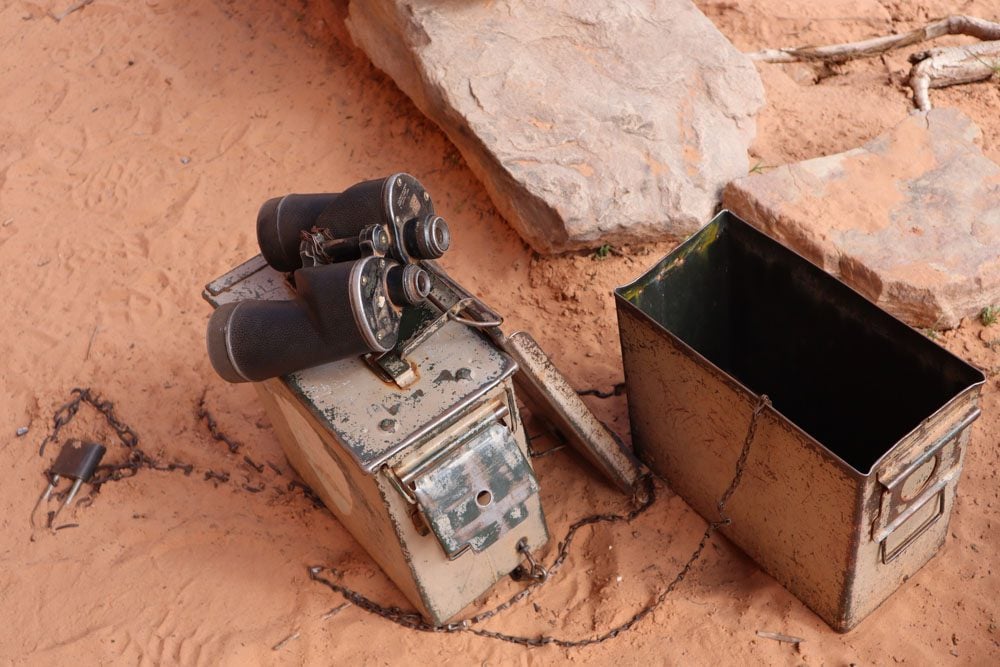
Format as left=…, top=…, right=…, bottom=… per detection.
left=321, top=603, right=349, bottom=620
left=51, top=0, right=95, bottom=22
left=84, top=324, right=99, bottom=361
left=747, top=15, right=1000, bottom=63
left=909, top=41, right=1000, bottom=111
left=271, top=630, right=300, bottom=651
left=746, top=15, right=1000, bottom=110
left=529, top=443, right=566, bottom=458
left=756, top=630, right=804, bottom=645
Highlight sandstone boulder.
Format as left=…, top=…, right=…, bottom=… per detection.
left=724, top=108, right=1000, bottom=330
left=346, top=0, right=764, bottom=253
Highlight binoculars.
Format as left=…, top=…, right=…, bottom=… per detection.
left=207, top=174, right=450, bottom=383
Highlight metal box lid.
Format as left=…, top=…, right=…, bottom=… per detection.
left=204, top=256, right=518, bottom=473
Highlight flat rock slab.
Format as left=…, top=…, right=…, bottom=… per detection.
left=724, top=109, right=1000, bottom=330
left=346, top=0, right=764, bottom=253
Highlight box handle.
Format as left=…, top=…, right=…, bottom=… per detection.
left=873, top=407, right=978, bottom=538
left=877, top=478, right=949, bottom=564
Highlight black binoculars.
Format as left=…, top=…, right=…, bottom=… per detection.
left=256, top=173, right=451, bottom=271
left=207, top=174, right=449, bottom=383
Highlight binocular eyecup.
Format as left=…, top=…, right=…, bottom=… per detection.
left=207, top=257, right=431, bottom=383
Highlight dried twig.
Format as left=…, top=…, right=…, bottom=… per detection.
left=271, top=630, right=300, bottom=651
left=757, top=630, right=804, bottom=652
left=909, top=41, right=1000, bottom=111
left=747, top=15, right=1000, bottom=110
left=51, top=0, right=95, bottom=22
left=756, top=630, right=804, bottom=644
left=748, top=16, right=1000, bottom=63
left=84, top=324, right=99, bottom=361
left=321, top=603, right=349, bottom=620
left=529, top=443, right=566, bottom=458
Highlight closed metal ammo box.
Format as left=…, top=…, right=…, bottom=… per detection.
left=614, top=212, right=985, bottom=632
left=205, top=256, right=549, bottom=625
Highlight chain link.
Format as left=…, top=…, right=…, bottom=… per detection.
left=310, top=394, right=772, bottom=648
left=196, top=391, right=242, bottom=453
left=37, top=387, right=331, bottom=514
left=45, top=388, right=162, bottom=486
left=40, top=388, right=215, bottom=489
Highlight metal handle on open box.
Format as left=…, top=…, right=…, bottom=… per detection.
left=873, top=408, right=980, bottom=563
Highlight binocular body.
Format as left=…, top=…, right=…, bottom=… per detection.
left=207, top=257, right=430, bottom=382
left=256, top=174, right=449, bottom=272
left=206, top=174, right=447, bottom=383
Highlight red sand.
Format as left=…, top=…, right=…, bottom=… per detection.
left=1, top=1, right=998, bottom=664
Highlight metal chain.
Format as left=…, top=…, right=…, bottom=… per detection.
left=310, top=394, right=772, bottom=648
left=39, top=386, right=773, bottom=648
left=36, top=387, right=282, bottom=493
left=37, top=387, right=184, bottom=489
left=37, top=387, right=330, bottom=512
left=576, top=383, right=626, bottom=399
left=196, top=391, right=242, bottom=453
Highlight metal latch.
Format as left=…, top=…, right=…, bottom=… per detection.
left=872, top=407, right=979, bottom=562
left=403, top=420, right=539, bottom=559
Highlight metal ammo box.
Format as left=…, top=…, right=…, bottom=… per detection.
left=614, top=211, right=985, bottom=632
left=204, top=256, right=549, bottom=625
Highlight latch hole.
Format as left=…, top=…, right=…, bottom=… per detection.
left=475, top=489, right=492, bottom=507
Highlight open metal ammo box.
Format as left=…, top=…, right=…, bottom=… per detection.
left=615, top=211, right=985, bottom=632
left=204, top=256, right=549, bottom=625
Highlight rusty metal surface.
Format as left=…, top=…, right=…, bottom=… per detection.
left=412, top=421, right=539, bottom=559
left=206, top=257, right=550, bottom=625
left=615, top=211, right=985, bottom=631
left=846, top=387, right=981, bottom=627
left=504, top=331, right=643, bottom=493
left=423, top=261, right=644, bottom=493
left=204, top=254, right=283, bottom=301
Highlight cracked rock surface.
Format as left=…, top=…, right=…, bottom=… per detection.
left=346, top=0, right=764, bottom=253
left=724, top=108, right=1000, bottom=330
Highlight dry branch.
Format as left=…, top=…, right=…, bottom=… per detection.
left=51, top=0, right=95, bottom=22
left=746, top=15, right=1000, bottom=110
left=909, top=41, right=1000, bottom=110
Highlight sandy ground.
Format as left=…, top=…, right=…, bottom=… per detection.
left=1, top=0, right=998, bottom=664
